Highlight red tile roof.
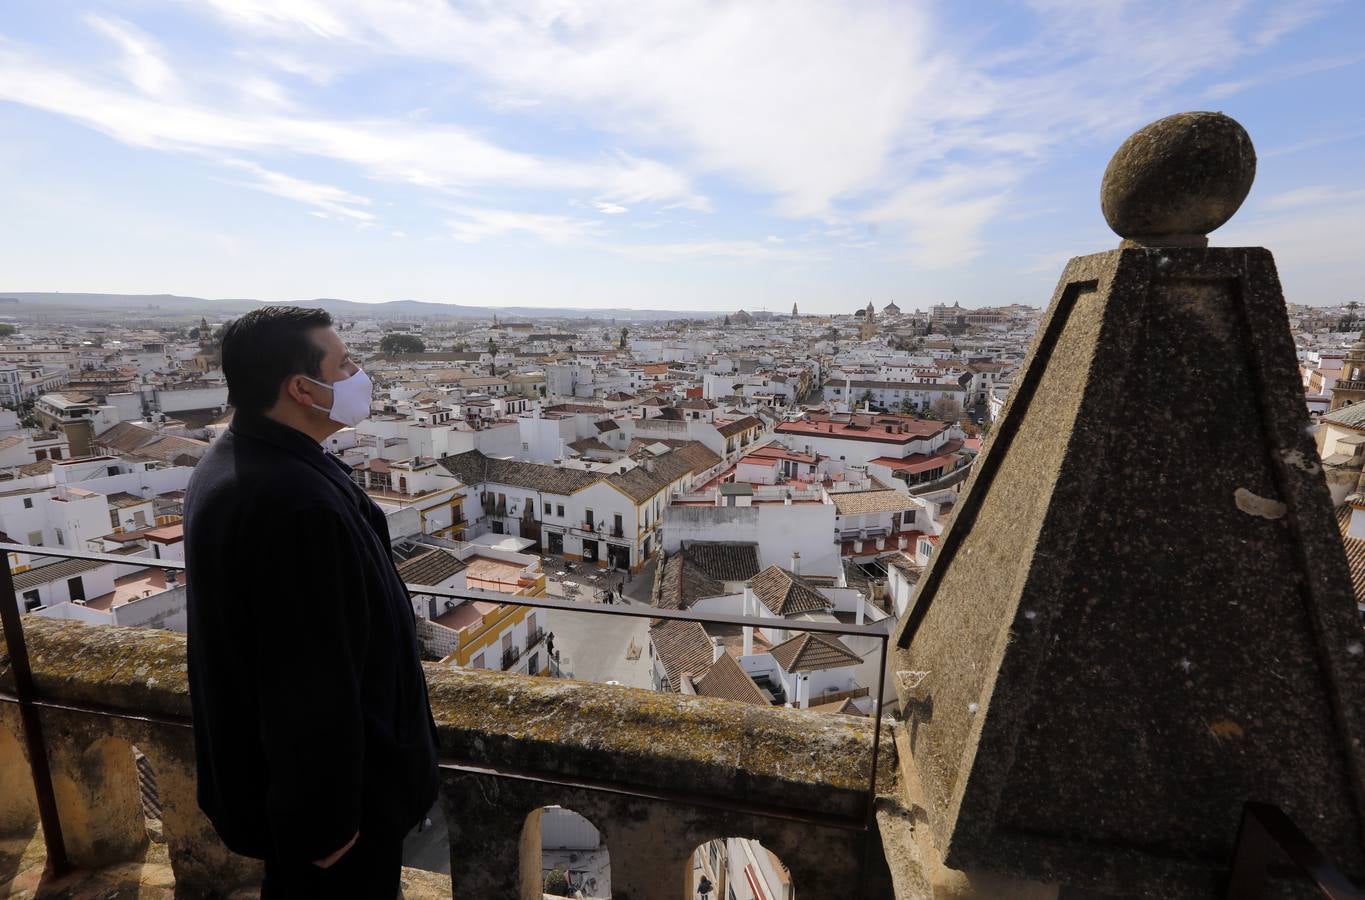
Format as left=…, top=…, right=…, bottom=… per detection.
left=776, top=416, right=946, bottom=444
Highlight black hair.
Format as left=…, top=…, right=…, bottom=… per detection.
left=220, top=306, right=334, bottom=414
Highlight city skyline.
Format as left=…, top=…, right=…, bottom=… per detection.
left=1, top=1, right=1362, bottom=313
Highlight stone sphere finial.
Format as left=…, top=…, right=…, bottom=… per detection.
left=1100, top=111, right=1256, bottom=247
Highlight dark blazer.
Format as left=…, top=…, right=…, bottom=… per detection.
left=184, top=412, right=439, bottom=863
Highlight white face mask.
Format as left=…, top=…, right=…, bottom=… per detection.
left=303, top=368, right=373, bottom=427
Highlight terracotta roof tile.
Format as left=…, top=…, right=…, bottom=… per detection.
left=692, top=653, right=768, bottom=706
left=830, top=489, right=918, bottom=516
left=749, top=565, right=832, bottom=616
left=769, top=632, right=863, bottom=672
left=655, top=554, right=726, bottom=610
left=395, top=548, right=467, bottom=586
left=650, top=619, right=714, bottom=691
left=679, top=542, right=761, bottom=582
left=1333, top=504, right=1365, bottom=613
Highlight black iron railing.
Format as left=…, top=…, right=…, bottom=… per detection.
left=1225, top=802, right=1362, bottom=899
left=0, top=540, right=892, bottom=883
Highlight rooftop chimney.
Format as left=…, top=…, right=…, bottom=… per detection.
left=712, top=638, right=725, bottom=664
left=165, top=568, right=178, bottom=588
left=790, top=551, right=800, bottom=577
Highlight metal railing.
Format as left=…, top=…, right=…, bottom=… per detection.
left=0, top=539, right=892, bottom=883
left=1225, top=802, right=1362, bottom=899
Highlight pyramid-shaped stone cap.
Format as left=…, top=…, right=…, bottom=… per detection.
left=890, top=113, right=1365, bottom=896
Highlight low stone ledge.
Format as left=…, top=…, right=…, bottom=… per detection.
left=1, top=618, right=193, bottom=720
left=0, top=830, right=454, bottom=899
left=4, top=619, right=890, bottom=824
left=427, top=666, right=885, bottom=819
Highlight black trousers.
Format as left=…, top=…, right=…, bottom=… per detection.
left=261, top=832, right=404, bottom=899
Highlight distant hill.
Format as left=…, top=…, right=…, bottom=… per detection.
left=0, top=292, right=683, bottom=321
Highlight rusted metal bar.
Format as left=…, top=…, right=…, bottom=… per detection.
left=0, top=552, right=69, bottom=874
left=406, top=578, right=889, bottom=638
left=1225, top=802, right=1362, bottom=899
left=0, top=542, right=185, bottom=569
left=868, top=633, right=889, bottom=828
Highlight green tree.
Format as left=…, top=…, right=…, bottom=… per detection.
left=544, top=867, right=570, bottom=896
left=0, top=323, right=16, bottom=338
left=931, top=394, right=963, bottom=421
left=858, top=389, right=875, bottom=409
left=488, top=338, right=498, bottom=355
left=16, top=398, right=37, bottom=428
left=379, top=333, right=425, bottom=354
left=619, top=326, right=628, bottom=349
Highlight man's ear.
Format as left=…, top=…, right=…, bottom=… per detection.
left=283, top=373, right=323, bottom=409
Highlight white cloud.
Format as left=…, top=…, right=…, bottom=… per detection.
left=1258, top=185, right=1365, bottom=211
left=0, top=0, right=1341, bottom=268
left=1203, top=55, right=1363, bottom=100
left=195, top=0, right=940, bottom=217
left=84, top=14, right=178, bottom=97
left=1220, top=200, right=1363, bottom=268
left=0, top=43, right=704, bottom=211
left=199, top=0, right=351, bottom=39
left=446, top=207, right=601, bottom=244
left=860, top=164, right=1016, bottom=267
left=1262, top=130, right=1365, bottom=158
left=237, top=49, right=338, bottom=85
left=223, top=159, right=375, bottom=221
left=236, top=76, right=294, bottom=109
left=185, top=0, right=1322, bottom=262
left=1250, top=0, right=1338, bottom=48
left=611, top=239, right=807, bottom=262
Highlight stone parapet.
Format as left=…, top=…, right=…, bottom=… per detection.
left=2, top=617, right=895, bottom=899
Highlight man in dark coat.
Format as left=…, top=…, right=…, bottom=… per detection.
left=185, top=307, right=439, bottom=898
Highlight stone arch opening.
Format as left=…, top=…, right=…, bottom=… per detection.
left=523, top=805, right=610, bottom=899
left=401, top=797, right=450, bottom=877
left=129, top=743, right=164, bottom=845
left=689, top=837, right=794, bottom=900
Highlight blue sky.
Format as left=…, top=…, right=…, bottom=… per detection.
left=0, top=1, right=1361, bottom=313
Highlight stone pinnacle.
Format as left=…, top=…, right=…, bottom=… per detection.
left=1100, top=111, right=1256, bottom=248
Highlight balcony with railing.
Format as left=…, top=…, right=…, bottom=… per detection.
left=498, top=626, right=547, bottom=672
left=4, top=111, right=1365, bottom=900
